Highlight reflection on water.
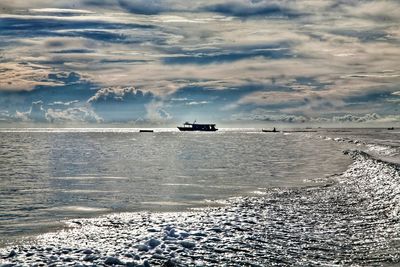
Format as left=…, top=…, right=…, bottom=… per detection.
left=0, top=129, right=352, bottom=243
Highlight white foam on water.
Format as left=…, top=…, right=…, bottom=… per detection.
left=367, top=144, right=398, bottom=156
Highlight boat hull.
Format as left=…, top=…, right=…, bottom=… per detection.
left=178, top=127, right=218, bottom=132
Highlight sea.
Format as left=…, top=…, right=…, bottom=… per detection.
left=1, top=127, right=399, bottom=261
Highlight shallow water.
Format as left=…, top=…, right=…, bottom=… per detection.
left=0, top=128, right=355, bottom=244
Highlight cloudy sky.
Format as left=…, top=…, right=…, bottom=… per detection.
left=0, top=0, right=399, bottom=125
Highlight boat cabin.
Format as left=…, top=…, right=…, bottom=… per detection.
left=178, top=122, right=218, bottom=131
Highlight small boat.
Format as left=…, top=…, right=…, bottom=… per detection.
left=177, top=121, right=218, bottom=132
left=388, top=127, right=395, bottom=130
left=262, top=127, right=278, bottom=133
left=139, top=129, right=154, bottom=133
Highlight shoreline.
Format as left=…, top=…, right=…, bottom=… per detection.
left=1, top=191, right=327, bottom=267
left=0, top=184, right=329, bottom=251
left=1, top=171, right=337, bottom=251
left=0, top=199, right=228, bottom=250
left=0, top=195, right=276, bottom=266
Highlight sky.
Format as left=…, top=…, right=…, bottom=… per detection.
left=0, top=0, right=399, bottom=126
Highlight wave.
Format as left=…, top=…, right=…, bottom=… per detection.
left=320, top=131, right=400, bottom=164
left=194, top=149, right=399, bottom=265
left=262, top=149, right=400, bottom=265
left=342, top=150, right=400, bottom=217
left=366, top=144, right=399, bottom=157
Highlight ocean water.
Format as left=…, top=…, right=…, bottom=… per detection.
left=1, top=127, right=399, bottom=260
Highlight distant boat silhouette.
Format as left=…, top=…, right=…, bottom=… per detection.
left=388, top=127, right=395, bottom=130
left=139, top=129, right=154, bottom=133
left=177, top=121, right=218, bottom=132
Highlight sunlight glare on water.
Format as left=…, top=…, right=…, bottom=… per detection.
left=0, top=128, right=353, bottom=242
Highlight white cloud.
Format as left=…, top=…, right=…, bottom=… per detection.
left=46, top=106, right=102, bottom=123
left=13, top=100, right=101, bottom=123
left=15, top=101, right=47, bottom=122
left=87, top=86, right=154, bottom=103
left=145, top=101, right=172, bottom=122
left=30, top=8, right=95, bottom=14
left=186, top=101, right=210, bottom=105
left=48, top=100, right=80, bottom=106
left=332, top=113, right=381, bottom=123
left=232, top=109, right=400, bottom=124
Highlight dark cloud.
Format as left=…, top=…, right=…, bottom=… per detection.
left=0, top=17, right=153, bottom=42
left=62, top=30, right=129, bottom=43
left=0, top=17, right=151, bottom=32
left=97, top=59, right=151, bottom=64
left=203, top=1, right=302, bottom=18
left=117, top=0, right=170, bottom=15
left=330, top=29, right=394, bottom=43
left=51, top=49, right=96, bottom=54
left=344, top=90, right=394, bottom=103
left=0, top=16, right=169, bottom=48
left=163, top=44, right=294, bottom=65
left=82, top=0, right=185, bottom=14
left=82, top=0, right=304, bottom=17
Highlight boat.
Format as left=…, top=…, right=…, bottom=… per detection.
left=139, top=129, right=154, bottom=133
left=177, top=121, right=218, bottom=131
left=262, top=128, right=278, bottom=133
left=388, top=127, right=395, bottom=130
